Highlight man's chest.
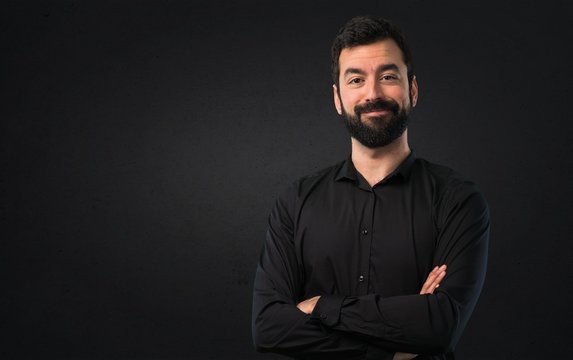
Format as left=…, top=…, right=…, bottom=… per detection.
left=294, top=184, right=436, bottom=297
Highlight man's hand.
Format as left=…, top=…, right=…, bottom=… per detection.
left=297, top=295, right=320, bottom=314
left=419, top=265, right=447, bottom=294
left=393, top=353, right=419, bottom=360
left=395, top=264, right=447, bottom=360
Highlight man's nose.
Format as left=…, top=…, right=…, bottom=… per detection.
left=364, top=78, right=384, bottom=102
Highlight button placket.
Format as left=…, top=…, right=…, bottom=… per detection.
left=358, top=227, right=369, bottom=287
left=358, top=192, right=376, bottom=293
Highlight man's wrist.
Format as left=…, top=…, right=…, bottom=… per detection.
left=311, top=295, right=345, bottom=327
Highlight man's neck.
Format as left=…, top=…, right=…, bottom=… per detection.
left=351, top=131, right=411, bottom=187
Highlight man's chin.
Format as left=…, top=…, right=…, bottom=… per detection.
left=360, top=114, right=390, bottom=128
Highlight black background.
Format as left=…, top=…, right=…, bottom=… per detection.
left=3, top=1, right=573, bottom=359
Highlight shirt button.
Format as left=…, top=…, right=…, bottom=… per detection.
left=320, top=314, right=327, bottom=319
left=359, top=275, right=364, bottom=282
left=361, top=229, right=368, bottom=235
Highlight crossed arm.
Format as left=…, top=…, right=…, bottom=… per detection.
left=297, top=265, right=448, bottom=315
left=253, top=183, right=489, bottom=358
left=296, top=266, right=447, bottom=360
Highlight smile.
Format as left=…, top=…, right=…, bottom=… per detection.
left=362, top=109, right=390, bottom=116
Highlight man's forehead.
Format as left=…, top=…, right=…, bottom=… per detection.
left=339, top=39, right=405, bottom=70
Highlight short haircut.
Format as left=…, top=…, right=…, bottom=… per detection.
left=331, top=16, right=414, bottom=87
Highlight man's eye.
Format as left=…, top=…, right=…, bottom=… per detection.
left=381, top=74, right=398, bottom=81
left=348, top=78, right=363, bottom=84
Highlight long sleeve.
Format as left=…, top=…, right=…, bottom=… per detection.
left=312, top=181, right=490, bottom=355
left=252, top=185, right=394, bottom=359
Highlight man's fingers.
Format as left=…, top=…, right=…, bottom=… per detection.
left=428, top=265, right=446, bottom=293
left=420, top=265, right=447, bottom=294
left=420, top=266, right=441, bottom=294
left=296, top=296, right=320, bottom=314
left=393, top=352, right=418, bottom=360
left=432, top=269, right=446, bottom=290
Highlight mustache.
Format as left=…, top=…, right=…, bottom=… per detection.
left=354, top=99, right=399, bottom=116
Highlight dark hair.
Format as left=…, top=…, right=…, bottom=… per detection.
left=331, top=16, right=414, bottom=87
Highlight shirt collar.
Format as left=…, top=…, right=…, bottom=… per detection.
left=335, top=150, right=416, bottom=186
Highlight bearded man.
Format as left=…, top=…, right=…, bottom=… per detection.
left=252, top=16, right=490, bottom=360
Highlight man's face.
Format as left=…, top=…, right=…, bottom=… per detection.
left=333, top=39, right=418, bottom=148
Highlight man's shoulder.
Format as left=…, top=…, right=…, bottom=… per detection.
left=414, top=158, right=471, bottom=186
left=413, top=157, right=488, bottom=209
left=414, top=158, right=460, bottom=183
left=274, top=160, right=345, bottom=203
left=298, top=161, right=345, bottom=185
left=287, top=160, right=345, bottom=195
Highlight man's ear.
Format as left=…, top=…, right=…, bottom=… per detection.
left=410, top=76, right=419, bottom=108
left=333, top=84, right=342, bottom=115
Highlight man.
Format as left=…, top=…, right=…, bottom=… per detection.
left=252, top=16, right=489, bottom=360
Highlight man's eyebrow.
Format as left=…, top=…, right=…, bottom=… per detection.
left=343, top=67, right=367, bottom=77
left=343, top=63, right=400, bottom=77
left=376, top=63, right=400, bottom=73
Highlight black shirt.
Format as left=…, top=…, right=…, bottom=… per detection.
left=252, top=153, right=490, bottom=360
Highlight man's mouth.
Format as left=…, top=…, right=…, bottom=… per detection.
left=362, top=109, right=390, bottom=115
left=354, top=98, right=400, bottom=118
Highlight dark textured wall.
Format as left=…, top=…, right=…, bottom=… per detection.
left=3, top=1, right=572, bottom=359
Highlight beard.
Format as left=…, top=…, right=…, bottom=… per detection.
left=341, top=97, right=410, bottom=149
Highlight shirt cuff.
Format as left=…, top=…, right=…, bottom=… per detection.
left=311, top=295, right=344, bottom=327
